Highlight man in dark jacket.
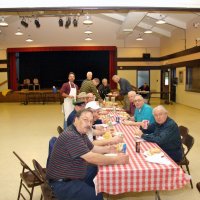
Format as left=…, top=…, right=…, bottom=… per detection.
left=135, top=105, right=182, bottom=162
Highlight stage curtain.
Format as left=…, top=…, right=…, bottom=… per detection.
left=8, top=53, right=17, bottom=91
left=109, top=50, right=117, bottom=89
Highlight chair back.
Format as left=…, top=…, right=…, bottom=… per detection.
left=183, top=134, right=194, bottom=156
left=33, top=78, right=39, bottom=84
left=46, top=137, right=57, bottom=167
left=197, top=182, right=200, bottom=192
left=179, top=125, right=189, bottom=143
left=33, top=159, right=57, bottom=200
left=57, top=126, right=64, bottom=135
left=13, top=151, right=42, bottom=183
left=32, top=159, right=46, bottom=182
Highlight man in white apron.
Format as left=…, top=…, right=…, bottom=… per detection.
left=60, top=72, right=78, bottom=129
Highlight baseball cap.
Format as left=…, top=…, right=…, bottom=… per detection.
left=85, top=101, right=101, bottom=110
left=73, top=99, right=86, bottom=106
left=77, top=92, right=87, bottom=98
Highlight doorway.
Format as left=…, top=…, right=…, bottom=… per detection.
left=137, top=70, right=150, bottom=89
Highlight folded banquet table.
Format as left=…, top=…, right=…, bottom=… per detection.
left=96, top=111, right=190, bottom=198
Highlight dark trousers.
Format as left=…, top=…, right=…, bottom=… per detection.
left=49, top=165, right=103, bottom=200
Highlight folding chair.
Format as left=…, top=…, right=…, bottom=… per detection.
left=57, top=126, right=63, bottom=135
left=176, top=133, right=194, bottom=188
left=197, top=182, right=200, bottom=192
left=32, top=159, right=57, bottom=200
left=13, top=151, right=43, bottom=200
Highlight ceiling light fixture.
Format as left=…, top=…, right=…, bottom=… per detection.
left=34, top=19, right=40, bottom=28
left=65, top=17, right=71, bottom=28
left=136, top=34, right=143, bottom=41
left=156, top=15, right=166, bottom=24
left=15, top=28, right=23, bottom=36
left=84, top=30, right=93, bottom=34
left=83, top=14, right=93, bottom=25
left=25, top=35, right=33, bottom=42
left=21, top=18, right=28, bottom=28
left=58, top=18, right=63, bottom=27
left=144, top=29, right=153, bottom=34
left=85, top=34, right=92, bottom=41
left=0, top=17, right=8, bottom=27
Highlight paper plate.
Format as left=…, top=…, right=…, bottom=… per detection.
left=143, top=150, right=164, bottom=158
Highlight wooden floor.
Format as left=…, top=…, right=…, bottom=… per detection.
left=0, top=99, right=199, bottom=200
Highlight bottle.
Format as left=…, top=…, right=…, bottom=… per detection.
left=52, top=86, right=57, bottom=93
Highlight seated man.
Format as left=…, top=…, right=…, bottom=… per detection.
left=66, top=99, right=86, bottom=127
left=47, top=109, right=129, bottom=200
left=134, top=105, right=182, bottom=162
left=127, top=91, right=136, bottom=115
left=86, top=93, right=95, bottom=103
left=85, top=101, right=123, bottom=146
left=122, top=94, right=155, bottom=127
left=98, top=78, right=111, bottom=99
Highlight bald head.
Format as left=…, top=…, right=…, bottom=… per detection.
left=86, top=72, right=93, bottom=80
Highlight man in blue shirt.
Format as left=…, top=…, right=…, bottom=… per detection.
left=122, top=94, right=154, bottom=127
left=135, top=105, right=182, bottom=162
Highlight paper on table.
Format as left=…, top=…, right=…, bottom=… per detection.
left=145, top=154, right=171, bottom=165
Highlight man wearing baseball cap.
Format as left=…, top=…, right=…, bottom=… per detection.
left=66, top=99, right=86, bottom=127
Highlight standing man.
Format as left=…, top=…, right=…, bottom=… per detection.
left=98, top=78, right=111, bottom=99
left=81, top=71, right=93, bottom=86
left=112, top=75, right=132, bottom=110
left=47, top=109, right=129, bottom=200
left=60, top=72, right=78, bottom=129
left=80, top=78, right=102, bottom=101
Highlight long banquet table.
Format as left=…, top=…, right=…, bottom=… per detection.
left=96, top=111, right=190, bottom=197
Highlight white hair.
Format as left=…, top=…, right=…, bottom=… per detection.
left=153, top=105, right=168, bottom=115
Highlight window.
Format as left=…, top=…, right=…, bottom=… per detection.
left=186, top=66, right=200, bottom=92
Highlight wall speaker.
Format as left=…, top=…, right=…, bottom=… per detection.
left=143, top=53, right=151, bottom=60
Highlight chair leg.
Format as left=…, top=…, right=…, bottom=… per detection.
left=30, top=186, right=35, bottom=200
left=40, top=193, right=43, bottom=200
left=185, top=164, right=193, bottom=189
left=17, top=179, right=23, bottom=200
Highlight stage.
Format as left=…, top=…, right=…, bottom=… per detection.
left=0, top=89, right=62, bottom=104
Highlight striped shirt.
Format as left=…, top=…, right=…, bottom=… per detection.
left=46, top=124, right=94, bottom=180
left=80, top=80, right=101, bottom=100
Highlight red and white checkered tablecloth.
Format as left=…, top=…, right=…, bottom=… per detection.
left=96, top=112, right=190, bottom=195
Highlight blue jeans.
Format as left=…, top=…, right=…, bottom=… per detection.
left=49, top=165, right=103, bottom=200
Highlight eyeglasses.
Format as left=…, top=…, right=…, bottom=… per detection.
left=134, top=99, right=142, bottom=103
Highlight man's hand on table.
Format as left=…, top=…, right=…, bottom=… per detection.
left=134, top=126, right=143, bottom=137
left=115, top=153, right=129, bottom=164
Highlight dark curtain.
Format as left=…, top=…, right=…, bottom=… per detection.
left=8, top=53, right=18, bottom=91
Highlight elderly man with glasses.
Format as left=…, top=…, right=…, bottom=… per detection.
left=134, top=105, right=182, bottom=162
left=122, top=94, right=154, bottom=127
